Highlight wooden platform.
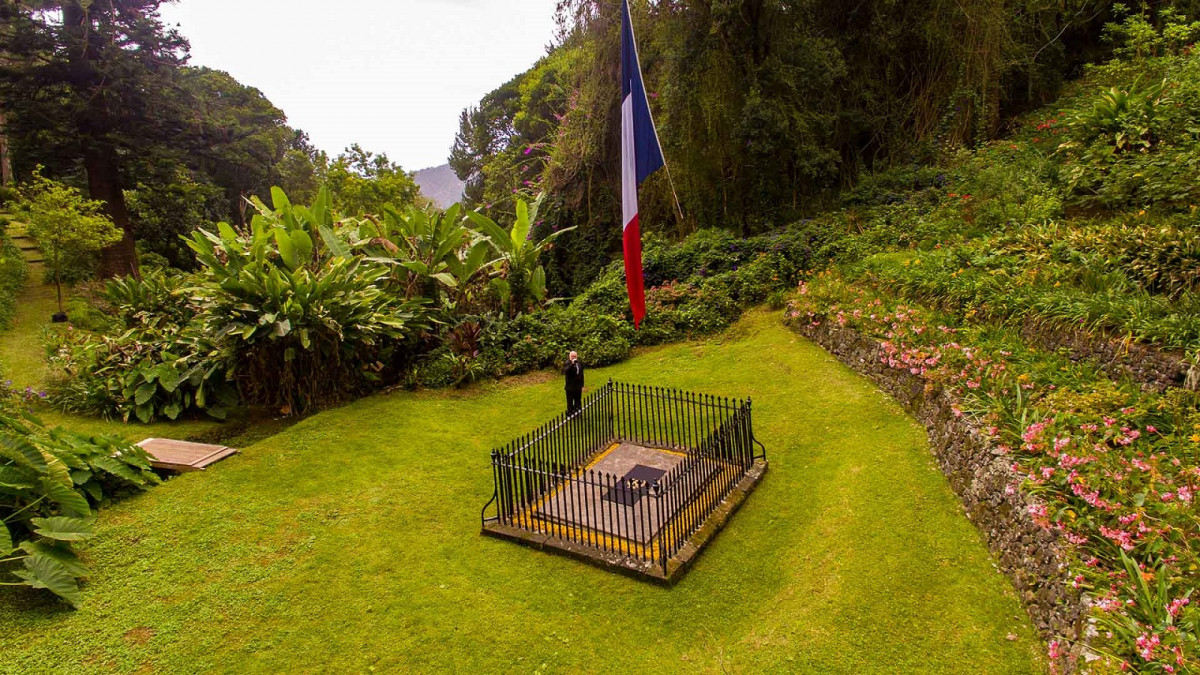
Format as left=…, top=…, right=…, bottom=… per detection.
left=136, top=438, right=239, bottom=472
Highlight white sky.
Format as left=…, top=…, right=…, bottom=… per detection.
left=159, top=0, right=560, bottom=171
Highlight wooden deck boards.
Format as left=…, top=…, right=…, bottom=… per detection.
left=137, top=438, right=239, bottom=472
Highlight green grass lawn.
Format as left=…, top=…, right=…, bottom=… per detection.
left=0, top=310, right=1045, bottom=673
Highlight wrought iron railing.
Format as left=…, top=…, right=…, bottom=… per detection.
left=481, top=380, right=766, bottom=576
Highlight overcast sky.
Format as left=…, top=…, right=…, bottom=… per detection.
left=159, top=0, right=560, bottom=171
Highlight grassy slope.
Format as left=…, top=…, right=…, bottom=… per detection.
left=0, top=310, right=1044, bottom=673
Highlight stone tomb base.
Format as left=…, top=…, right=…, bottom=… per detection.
left=483, top=441, right=768, bottom=583
left=534, top=442, right=714, bottom=545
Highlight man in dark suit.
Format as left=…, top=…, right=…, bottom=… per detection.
left=564, top=351, right=584, bottom=414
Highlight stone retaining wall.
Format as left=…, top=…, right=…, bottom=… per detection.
left=1018, top=319, right=1194, bottom=392
left=787, top=317, right=1091, bottom=666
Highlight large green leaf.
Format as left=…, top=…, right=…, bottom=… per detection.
left=15, top=551, right=82, bottom=608
left=512, top=200, right=531, bottom=254
left=0, top=521, right=12, bottom=555
left=134, top=382, right=157, bottom=406
left=0, top=465, right=36, bottom=490
left=318, top=225, right=349, bottom=257
left=270, top=186, right=293, bottom=212
left=19, top=540, right=87, bottom=576
left=30, top=516, right=95, bottom=542
left=274, top=228, right=299, bottom=270
left=0, top=433, right=49, bottom=473
left=463, top=240, right=492, bottom=278
left=290, top=230, right=314, bottom=265
left=90, top=456, right=147, bottom=485
left=465, top=211, right=514, bottom=254
left=39, top=479, right=91, bottom=517
left=157, top=365, right=181, bottom=393
left=530, top=266, right=547, bottom=301
left=217, top=221, right=238, bottom=242
left=162, top=402, right=182, bottom=421
left=312, top=187, right=332, bottom=227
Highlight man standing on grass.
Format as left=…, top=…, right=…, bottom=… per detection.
left=564, top=351, right=584, bottom=415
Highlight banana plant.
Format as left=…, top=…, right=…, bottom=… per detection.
left=464, top=194, right=575, bottom=316
left=354, top=202, right=492, bottom=303
left=185, top=187, right=431, bottom=413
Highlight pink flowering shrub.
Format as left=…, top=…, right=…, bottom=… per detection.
left=787, top=276, right=1199, bottom=672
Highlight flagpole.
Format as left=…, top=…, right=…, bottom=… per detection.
left=661, top=155, right=685, bottom=227
left=622, top=1, right=685, bottom=229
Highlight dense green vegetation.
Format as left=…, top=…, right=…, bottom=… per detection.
left=2, top=0, right=1200, bottom=671
left=0, top=312, right=1046, bottom=672
left=0, top=381, right=162, bottom=607
left=449, top=0, right=1197, bottom=294
left=764, top=14, right=1200, bottom=670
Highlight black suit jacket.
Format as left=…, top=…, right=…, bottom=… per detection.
left=564, top=360, right=584, bottom=391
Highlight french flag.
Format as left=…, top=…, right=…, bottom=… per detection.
left=620, top=0, right=664, bottom=329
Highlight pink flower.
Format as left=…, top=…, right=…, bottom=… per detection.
left=1167, top=597, right=1190, bottom=617
left=1136, top=633, right=1160, bottom=661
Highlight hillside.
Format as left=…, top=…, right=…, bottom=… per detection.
left=413, top=164, right=464, bottom=208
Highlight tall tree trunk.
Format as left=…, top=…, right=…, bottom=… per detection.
left=0, top=109, right=11, bottom=186
left=63, top=2, right=139, bottom=278
left=84, top=142, right=138, bottom=277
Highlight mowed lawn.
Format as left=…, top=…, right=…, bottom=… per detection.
left=0, top=311, right=1045, bottom=673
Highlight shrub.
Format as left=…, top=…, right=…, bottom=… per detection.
left=125, top=169, right=225, bottom=270
left=46, top=325, right=237, bottom=423
left=0, top=397, right=159, bottom=607
left=185, top=189, right=430, bottom=414
left=481, top=307, right=635, bottom=376
left=18, top=170, right=122, bottom=314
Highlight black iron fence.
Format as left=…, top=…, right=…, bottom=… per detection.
left=481, top=380, right=766, bottom=575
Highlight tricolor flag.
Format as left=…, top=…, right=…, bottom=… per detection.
left=620, top=0, right=664, bottom=329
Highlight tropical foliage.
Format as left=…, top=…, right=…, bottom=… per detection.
left=0, top=391, right=158, bottom=607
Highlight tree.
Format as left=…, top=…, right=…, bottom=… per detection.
left=174, top=67, right=299, bottom=223
left=21, top=170, right=123, bottom=317
left=0, top=1, right=190, bottom=278
left=319, top=144, right=421, bottom=216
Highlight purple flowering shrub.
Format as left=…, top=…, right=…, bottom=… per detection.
left=787, top=275, right=1198, bottom=672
